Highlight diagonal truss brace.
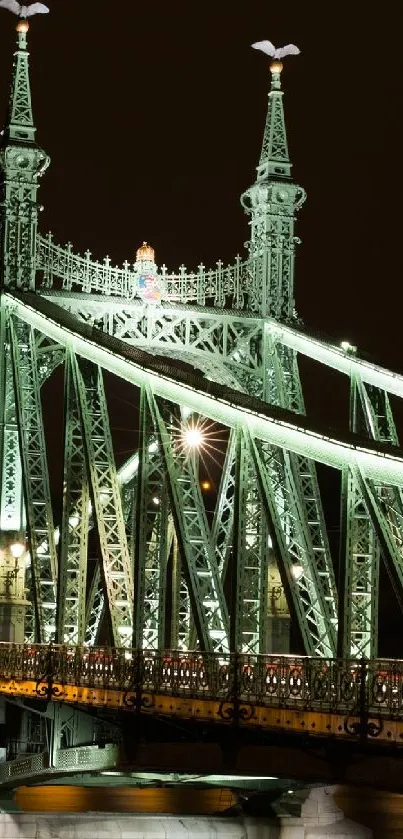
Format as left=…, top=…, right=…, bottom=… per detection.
left=72, top=355, right=133, bottom=648
left=251, top=431, right=335, bottom=656
left=230, top=427, right=268, bottom=653
left=212, top=428, right=236, bottom=580
left=134, top=389, right=169, bottom=650
left=9, top=316, right=57, bottom=642
left=357, top=466, right=403, bottom=620
left=266, top=338, right=338, bottom=626
left=338, top=376, right=400, bottom=658
left=146, top=386, right=229, bottom=653
left=57, top=352, right=90, bottom=645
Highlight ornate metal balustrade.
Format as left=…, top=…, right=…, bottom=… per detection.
left=0, top=643, right=402, bottom=720
left=36, top=233, right=252, bottom=308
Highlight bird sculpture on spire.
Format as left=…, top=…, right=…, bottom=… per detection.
left=0, top=0, right=49, bottom=16
left=252, top=41, right=300, bottom=59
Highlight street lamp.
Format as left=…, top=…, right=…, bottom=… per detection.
left=9, top=542, right=25, bottom=560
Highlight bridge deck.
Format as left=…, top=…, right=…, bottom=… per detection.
left=1, top=644, right=403, bottom=745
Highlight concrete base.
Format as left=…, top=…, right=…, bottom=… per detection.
left=0, top=813, right=260, bottom=838
left=0, top=806, right=372, bottom=838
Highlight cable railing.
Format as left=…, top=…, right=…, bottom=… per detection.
left=0, top=643, right=402, bottom=718
left=36, top=233, right=252, bottom=308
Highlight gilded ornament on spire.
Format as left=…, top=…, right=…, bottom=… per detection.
left=136, top=241, right=155, bottom=263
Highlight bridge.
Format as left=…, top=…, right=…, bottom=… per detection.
left=0, top=13, right=402, bottom=837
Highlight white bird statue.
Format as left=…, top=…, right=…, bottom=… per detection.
left=251, top=41, right=300, bottom=59
left=0, top=0, right=49, bottom=16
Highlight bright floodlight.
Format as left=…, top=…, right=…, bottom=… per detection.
left=291, top=563, right=303, bottom=581
left=183, top=425, right=204, bottom=449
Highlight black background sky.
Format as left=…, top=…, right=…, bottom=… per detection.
left=1, top=2, right=403, bottom=650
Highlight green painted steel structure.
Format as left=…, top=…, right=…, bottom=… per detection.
left=0, top=20, right=402, bottom=673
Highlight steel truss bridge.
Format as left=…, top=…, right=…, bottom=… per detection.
left=1, top=22, right=403, bottom=783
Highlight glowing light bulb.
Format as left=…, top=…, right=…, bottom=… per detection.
left=183, top=426, right=204, bottom=449
left=201, top=480, right=211, bottom=492
left=10, top=542, right=25, bottom=559
left=291, top=563, right=303, bottom=581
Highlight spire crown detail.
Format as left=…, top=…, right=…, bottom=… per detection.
left=256, top=62, right=291, bottom=182
left=4, top=22, right=35, bottom=144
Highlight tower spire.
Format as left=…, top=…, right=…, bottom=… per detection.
left=257, top=60, right=291, bottom=182
left=0, top=20, right=50, bottom=291
left=241, top=51, right=306, bottom=319
left=4, top=19, right=35, bottom=144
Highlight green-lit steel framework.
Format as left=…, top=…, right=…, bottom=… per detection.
left=1, top=21, right=403, bottom=669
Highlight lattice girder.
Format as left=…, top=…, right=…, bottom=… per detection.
left=211, top=428, right=236, bottom=579
left=338, top=377, right=401, bottom=659
left=72, top=356, right=134, bottom=648
left=251, top=433, right=335, bottom=657
left=264, top=337, right=338, bottom=632
left=230, top=427, right=268, bottom=653
left=57, top=352, right=90, bottom=645
left=338, top=468, right=380, bottom=659
left=0, top=345, right=24, bottom=532
left=9, top=316, right=57, bottom=642
left=85, top=565, right=104, bottom=647
left=134, top=389, right=169, bottom=649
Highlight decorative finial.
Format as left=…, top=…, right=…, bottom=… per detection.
left=251, top=41, right=300, bottom=61
left=0, top=1, right=49, bottom=18
left=16, top=17, right=29, bottom=32
left=270, top=60, right=283, bottom=75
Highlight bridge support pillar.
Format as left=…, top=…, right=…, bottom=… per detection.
left=280, top=787, right=372, bottom=838
left=0, top=534, right=28, bottom=643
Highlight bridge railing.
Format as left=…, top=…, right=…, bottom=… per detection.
left=0, top=644, right=402, bottom=717
left=36, top=233, right=251, bottom=308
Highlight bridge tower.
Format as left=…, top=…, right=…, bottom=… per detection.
left=240, top=57, right=305, bottom=320
left=0, top=19, right=50, bottom=642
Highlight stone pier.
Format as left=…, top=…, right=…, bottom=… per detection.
left=280, top=786, right=372, bottom=838
left=0, top=789, right=373, bottom=838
